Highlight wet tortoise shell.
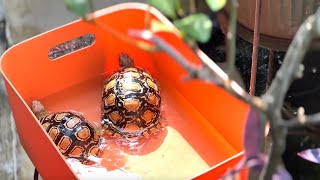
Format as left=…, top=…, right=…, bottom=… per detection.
left=101, top=54, right=162, bottom=138
left=32, top=101, right=101, bottom=163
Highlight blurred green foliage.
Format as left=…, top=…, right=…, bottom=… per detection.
left=64, top=0, right=92, bottom=19
left=206, top=0, right=227, bottom=12
left=173, top=13, right=212, bottom=43
left=64, top=0, right=227, bottom=43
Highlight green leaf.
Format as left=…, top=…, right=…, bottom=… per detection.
left=64, top=0, right=91, bottom=18
left=206, top=0, right=227, bottom=12
left=148, top=0, right=177, bottom=19
left=173, top=13, right=213, bottom=43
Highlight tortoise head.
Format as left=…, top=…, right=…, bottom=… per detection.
left=119, top=53, right=134, bottom=68
left=31, top=100, right=46, bottom=119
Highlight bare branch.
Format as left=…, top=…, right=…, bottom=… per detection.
left=263, top=13, right=319, bottom=112
left=129, top=29, right=268, bottom=112
left=285, top=111, right=320, bottom=129
left=147, top=32, right=200, bottom=74
left=195, top=49, right=267, bottom=112
left=260, top=8, right=320, bottom=180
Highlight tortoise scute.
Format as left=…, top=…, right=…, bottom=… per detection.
left=124, top=123, right=141, bottom=132
left=58, top=136, right=72, bottom=153
left=55, top=112, right=70, bottom=122
left=48, top=127, right=60, bottom=141
left=88, top=145, right=100, bottom=156
left=104, top=94, right=116, bottom=107
left=108, top=111, right=122, bottom=123
left=42, top=122, right=51, bottom=131
left=75, top=126, right=91, bottom=141
left=102, top=66, right=162, bottom=138
left=65, top=117, right=81, bottom=129
left=123, top=99, right=141, bottom=112
left=106, top=79, right=116, bottom=90
left=148, top=94, right=159, bottom=106
left=146, top=78, right=158, bottom=91
left=122, top=79, right=142, bottom=92
left=141, top=110, right=156, bottom=124
left=69, top=146, right=84, bottom=157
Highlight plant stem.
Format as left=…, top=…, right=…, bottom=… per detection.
left=266, top=50, right=275, bottom=90
left=226, top=0, right=238, bottom=75
left=144, top=4, right=152, bottom=30
left=249, top=0, right=262, bottom=96
left=189, top=0, right=196, bottom=14
left=285, top=112, right=320, bottom=129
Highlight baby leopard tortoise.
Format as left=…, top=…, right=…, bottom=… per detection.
left=101, top=53, right=162, bottom=139
left=31, top=100, right=101, bottom=163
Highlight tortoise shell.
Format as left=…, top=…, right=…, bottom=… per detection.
left=101, top=66, right=162, bottom=138
left=31, top=101, right=101, bottom=163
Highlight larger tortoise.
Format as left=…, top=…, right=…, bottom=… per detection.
left=101, top=53, right=162, bottom=138
left=31, top=101, right=101, bottom=163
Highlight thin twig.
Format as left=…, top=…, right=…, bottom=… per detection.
left=285, top=112, right=320, bottom=129
left=266, top=50, right=275, bottom=89
left=149, top=33, right=200, bottom=74
left=144, top=4, right=152, bottom=29
left=226, top=0, right=238, bottom=74
left=196, top=49, right=267, bottom=112
left=175, top=0, right=184, bottom=17
left=189, top=0, right=196, bottom=14
left=249, top=0, right=262, bottom=95
left=129, top=30, right=268, bottom=112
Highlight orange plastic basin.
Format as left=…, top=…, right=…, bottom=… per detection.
left=0, top=3, right=249, bottom=179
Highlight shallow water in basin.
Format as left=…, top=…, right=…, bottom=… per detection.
left=38, top=73, right=236, bottom=179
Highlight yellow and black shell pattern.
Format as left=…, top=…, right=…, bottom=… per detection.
left=39, top=112, right=101, bottom=162
left=102, top=67, right=162, bottom=138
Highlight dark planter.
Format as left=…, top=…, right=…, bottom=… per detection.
left=219, top=0, right=320, bottom=50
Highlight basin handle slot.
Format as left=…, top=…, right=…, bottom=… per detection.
left=48, top=33, right=95, bottom=60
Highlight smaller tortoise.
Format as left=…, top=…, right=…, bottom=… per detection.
left=31, top=101, right=101, bottom=163
left=101, top=53, right=162, bottom=138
